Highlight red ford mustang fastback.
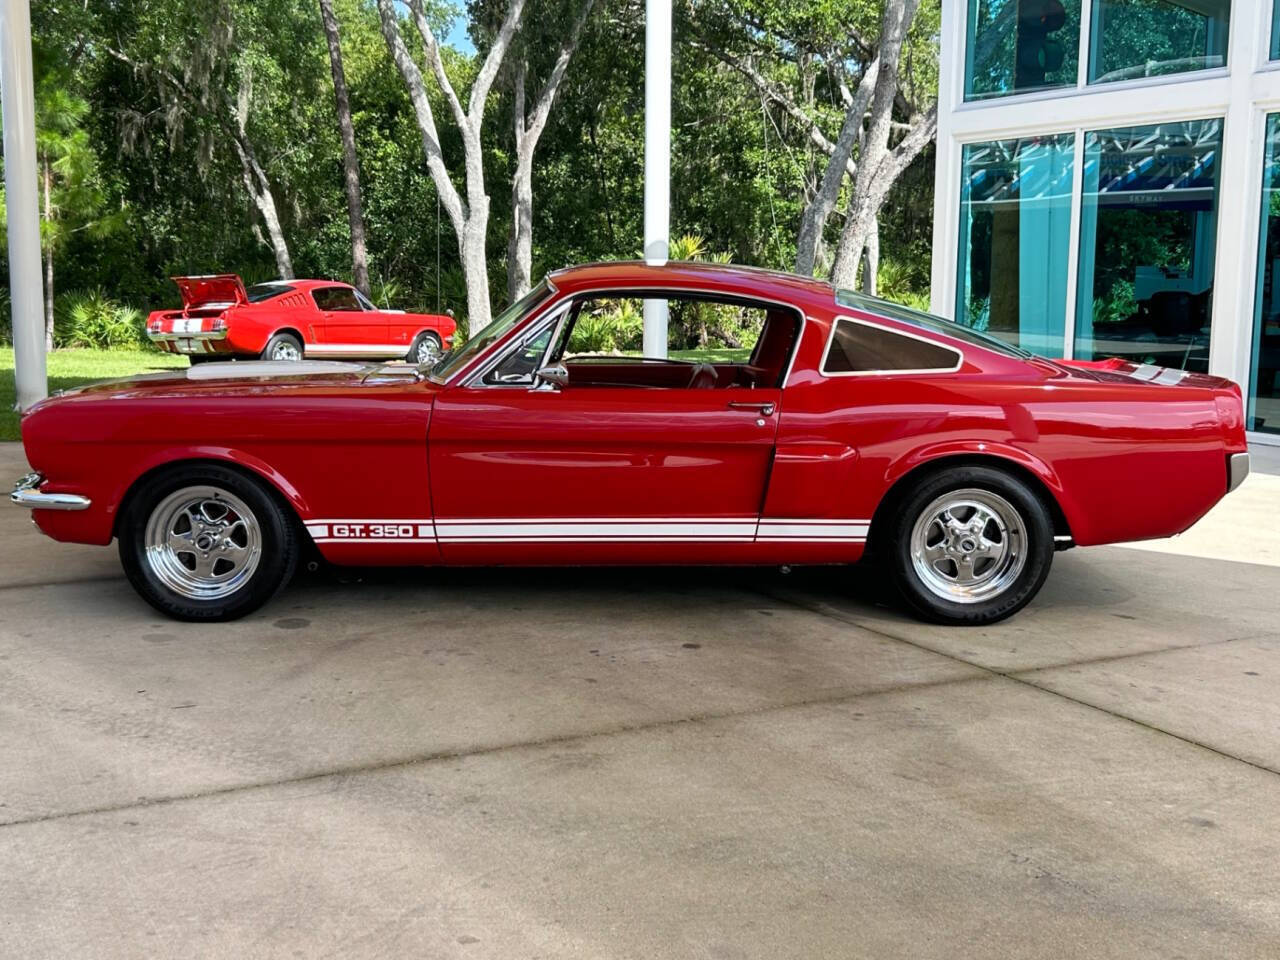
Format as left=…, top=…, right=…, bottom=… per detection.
left=13, top=262, right=1249, bottom=624
left=146, top=274, right=456, bottom=364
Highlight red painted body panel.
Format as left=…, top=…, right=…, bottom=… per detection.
left=21, top=262, right=1246, bottom=571
left=146, top=276, right=455, bottom=360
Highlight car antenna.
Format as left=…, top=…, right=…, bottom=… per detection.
left=436, top=189, right=442, bottom=314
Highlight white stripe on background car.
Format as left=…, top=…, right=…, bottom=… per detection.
left=305, top=518, right=870, bottom=544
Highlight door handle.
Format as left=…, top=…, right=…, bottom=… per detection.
left=728, top=401, right=775, bottom=416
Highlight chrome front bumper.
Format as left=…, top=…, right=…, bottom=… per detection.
left=1228, top=452, right=1250, bottom=493
left=10, top=473, right=92, bottom=511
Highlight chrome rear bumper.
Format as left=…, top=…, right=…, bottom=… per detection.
left=10, top=473, right=92, bottom=511
left=1228, top=452, right=1250, bottom=493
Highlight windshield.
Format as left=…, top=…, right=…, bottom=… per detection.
left=835, top=289, right=1032, bottom=360
left=246, top=283, right=295, bottom=303
left=429, top=280, right=554, bottom=380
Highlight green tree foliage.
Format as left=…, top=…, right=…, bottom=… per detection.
left=4, top=0, right=941, bottom=346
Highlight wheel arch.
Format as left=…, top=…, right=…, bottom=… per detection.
left=113, top=451, right=310, bottom=539
left=867, top=448, right=1074, bottom=555
left=267, top=326, right=306, bottom=347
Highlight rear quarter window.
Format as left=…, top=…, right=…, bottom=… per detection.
left=822, top=318, right=962, bottom=375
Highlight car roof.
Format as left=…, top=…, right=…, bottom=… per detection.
left=248, top=279, right=350, bottom=292
left=546, top=261, right=835, bottom=304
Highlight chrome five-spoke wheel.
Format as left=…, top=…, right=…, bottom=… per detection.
left=270, top=339, right=301, bottom=361
left=144, top=486, right=263, bottom=600
left=120, top=465, right=299, bottom=621
left=887, top=466, right=1055, bottom=625
left=909, top=488, right=1026, bottom=603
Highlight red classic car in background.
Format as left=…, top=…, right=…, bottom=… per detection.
left=14, top=262, right=1249, bottom=625
left=146, top=274, right=456, bottom=364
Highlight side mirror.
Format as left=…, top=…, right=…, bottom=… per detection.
left=535, top=362, right=569, bottom=387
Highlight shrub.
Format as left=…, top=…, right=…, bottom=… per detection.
left=570, top=299, right=643, bottom=353
left=54, top=289, right=147, bottom=348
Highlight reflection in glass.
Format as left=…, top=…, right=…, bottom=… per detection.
left=965, top=0, right=1081, bottom=100
left=956, top=134, right=1075, bottom=355
left=1075, top=119, right=1221, bottom=372
left=1273, top=0, right=1280, bottom=62
left=1250, top=115, right=1280, bottom=436
left=1089, top=0, right=1229, bottom=84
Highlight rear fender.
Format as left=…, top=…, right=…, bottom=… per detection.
left=881, top=440, right=1081, bottom=539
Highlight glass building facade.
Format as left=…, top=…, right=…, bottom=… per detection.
left=935, top=0, right=1280, bottom=441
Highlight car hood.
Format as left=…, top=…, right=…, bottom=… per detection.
left=41, top=360, right=432, bottom=404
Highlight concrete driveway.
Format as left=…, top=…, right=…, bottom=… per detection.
left=2, top=441, right=1279, bottom=958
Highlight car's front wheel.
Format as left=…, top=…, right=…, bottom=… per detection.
left=885, top=465, right=1054, bottom=625
left=118, top=464, right=299, bottom=621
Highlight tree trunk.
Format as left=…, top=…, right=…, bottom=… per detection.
left=507, top=64, right=533, bottom=301
left=505, top=0, right=595, bottom=302
left=794, top=58, right=879, bottom=277
left=861, top=215, right=879, bottom=296
left=829, top=0, right=922, bottom=289
left=460, top=207, right=491, bottom=335
left=231, top=134, right=295, bottom=279
left=42, top=155, right=54, bottom=351
left=319, top=0, right=371, bottom=296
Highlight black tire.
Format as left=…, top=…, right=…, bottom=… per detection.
left=407, top=330, right=443, bottom=365
left=118, top=464, right=299, bottom=622
left=884, top=465, right=1054, bottom=626
left=260, top=332, right=304, bottom=362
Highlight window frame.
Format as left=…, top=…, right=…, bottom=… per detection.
left=462, top=301, right=574, bottom=389
left=962, top=0, right=1233, bottom=105
left=820, top=316, right=965, bottom=379
left=463, top=287, right=808, bottom=391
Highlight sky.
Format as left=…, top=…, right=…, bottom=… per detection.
left=443, top=16, right=476, bottom=55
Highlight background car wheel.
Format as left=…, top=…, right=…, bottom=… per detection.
left=407, top=331, right=443, bottom=365
left=118, top=464, right=299, bottom=621
left=885, top=465, right=1054, bottom=625
left=261, top=332, right=304, bottom=362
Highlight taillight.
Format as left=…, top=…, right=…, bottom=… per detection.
left=148, top=319, right=162, bottom=333
left=212, top=317, right=228, bottom=332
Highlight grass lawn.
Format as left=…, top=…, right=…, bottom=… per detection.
left=1, top=346, right=187, bottom=442
left=667, top=347, right=752, bottom=363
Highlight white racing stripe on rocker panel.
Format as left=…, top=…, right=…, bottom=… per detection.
left=303, top=518, right=870, bottom=544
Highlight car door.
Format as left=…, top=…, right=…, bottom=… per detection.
left=312, top=285, right=386, bottom=352
left=427, top=299, right=784, bottom=563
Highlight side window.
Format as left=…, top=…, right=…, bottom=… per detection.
left=558, top=295, right=768, bottom=364
left=354, top=291, right=376, bottom=311
left=313, top=286, right=362, bottom=312
left=822, top=318, right=961, bottom=375
left=539, top=294, right=800, bottom=390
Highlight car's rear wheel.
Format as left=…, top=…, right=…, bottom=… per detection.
left=408, top=331, right=443, bottom=365
left=885, top=465, right=1054, bottom=625
left=118, top=464, right=299, bottom=621
left=261, top=332, right=303, bottom=362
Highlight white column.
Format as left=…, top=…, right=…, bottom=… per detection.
left=1, top=0, right=46, bottom=410
left=642, top=0, right=670, bottom=358
left=928, top=0, right=964, bottom=318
